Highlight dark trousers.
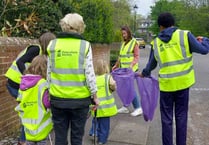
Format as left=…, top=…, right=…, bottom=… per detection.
left=160, top=88, right=189, bottom=145
left=51, top=105, right=89, bottom=145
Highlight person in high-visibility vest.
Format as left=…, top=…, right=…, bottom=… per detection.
left=5, top=32, right=56, bottom=99
left=138, top=12, right=209, bottom=145
left=47, top=13, right=99, bottom=145
left=15, top=55, right=53, bottom=145
left=5, top=32, right=55, bottom=145
left=112, top=26, right=142, bottom=117
left=89, top=59, right=117, bottom=144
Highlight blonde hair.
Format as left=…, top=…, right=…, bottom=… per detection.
left=94, top=59, right=109, bottom=75
left=24, top=55, right=47, bottom=79
left=59, top=13, right=86, bottom=34
left=39, top=32, right=56, bottom=55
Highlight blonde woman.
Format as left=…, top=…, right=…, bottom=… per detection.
left=89, top=59, right=117, bottom=144
left=47, top=13, right=99, bottom=145
left=15, top=55, right=53, bottom=145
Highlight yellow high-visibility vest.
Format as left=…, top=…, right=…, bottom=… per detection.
left=152, top=29, right=195, bottom=91
left=5, top=45, right=42, bottom=84
left=47, top=38, right=91, bottom=98
left=119, top=38, right=139, bottom=72
left=15, top=79, right=52, bottom=141
left=92, top=74, right=117, bottom=117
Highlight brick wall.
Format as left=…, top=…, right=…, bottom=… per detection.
left=92, top=43, right=110, bottom=67
left=92, top=42, right=121, bottom=68
left=0, top=37, right=38, bottom=138
left=0, top=37, right=120, bottom=139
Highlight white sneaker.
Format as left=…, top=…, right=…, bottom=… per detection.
left=130, top=108, right=143, bottom=117
left=117, top=106, right=129, bottom=113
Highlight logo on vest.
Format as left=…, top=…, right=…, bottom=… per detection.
left=23, top=101, right=37, bottom=108
left=159, top=44, right=164, bottom=52
left=159, top=42, right=178, bottom=52
left=57, top=50, right=61, bottom=57
left=57, top=50, right=78, bottom=57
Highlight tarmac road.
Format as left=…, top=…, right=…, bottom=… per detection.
left=140, top=46, right=209, bottom=145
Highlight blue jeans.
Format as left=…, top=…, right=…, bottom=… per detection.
left=89, top=118, right=98, bottom=136
left=6, top=83, right=18, bottom=98
left=89, top=117, right=110, bottom=144
left=6, top=83, right=26, bottom=142
left=132, top=91, right=141, bottom=109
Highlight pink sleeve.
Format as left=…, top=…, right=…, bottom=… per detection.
left=131, top=43, right=140, bottom=66
left=42, top=90, right=50, bottom=108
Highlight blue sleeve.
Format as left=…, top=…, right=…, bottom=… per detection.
left=142, top=47, right=158, bottom=77
left=188, top=32, right=209, bottom=54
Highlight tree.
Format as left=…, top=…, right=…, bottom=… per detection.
left=111, top=0, right=132, bottom=41
left=0, top=0, right=136, bottom=43
left=149, top=0, right=176, bottom=35
left=0, top=0, right=63, bottom=38
left=149, top=0, right=209, bottom=37
left=74, top=0, right=114, bottom=43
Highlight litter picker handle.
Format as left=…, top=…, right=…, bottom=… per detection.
left=94, top=109, right=97, bottom=145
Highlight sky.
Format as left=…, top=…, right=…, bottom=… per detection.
left=134, top=0, right=155, bottom=17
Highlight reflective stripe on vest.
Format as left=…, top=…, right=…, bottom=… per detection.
left=5, top=45, right=42, bottom=84
left=15, top=79, right=52, bottom=141
left=47, top=38, right=91, bottom=99
left=119, top=38, right=138, bottom=71
left=152, top=29, right=195, bottom=91
left=93, top=74, right=117, bottom=117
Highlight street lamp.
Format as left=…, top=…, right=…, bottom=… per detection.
left=133, top=4, right=138, bottom=36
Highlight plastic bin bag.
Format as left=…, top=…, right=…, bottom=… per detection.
left=112, top=68, right=135, bottom=106
left=135, top=75, right=159, bottom=121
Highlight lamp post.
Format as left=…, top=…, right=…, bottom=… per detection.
left=133, top=4, right=138, bottom=36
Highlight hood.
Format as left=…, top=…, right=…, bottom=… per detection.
left=158, top=27, right=178, bottom=43
left=20, top=75, right=42, bottom=91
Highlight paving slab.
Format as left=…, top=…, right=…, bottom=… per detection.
left=83, top=90, right=150, bottom=145
left=83, top=113, right=150, bottom=145
left=108, top=119, right=149, bottom=145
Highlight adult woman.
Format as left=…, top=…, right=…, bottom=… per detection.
left=112, top=26, right=142, bottom=117
left=47, top=13, right=99, bottom=145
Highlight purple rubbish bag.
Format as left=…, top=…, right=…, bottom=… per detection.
left=135, top=75, right=159, bottom=121
left=111, top=68, right=135, bottom=106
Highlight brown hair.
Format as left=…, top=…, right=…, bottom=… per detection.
left=94, top=59, right=109, bottom=75
left=24, top=55, right=47, bottom=79
left=39, top=32, right=56, bottom=55
left=121, top=25, right=132, bottom=41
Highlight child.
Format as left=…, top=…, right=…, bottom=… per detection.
left=89, top=59, right=117, bottom=144
left=15, top=55, right=53, bottom=145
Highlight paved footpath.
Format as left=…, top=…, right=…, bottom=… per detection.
left=83, top=112, right=150, bottom=145
left=83, top=91, right=150, bottom=145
